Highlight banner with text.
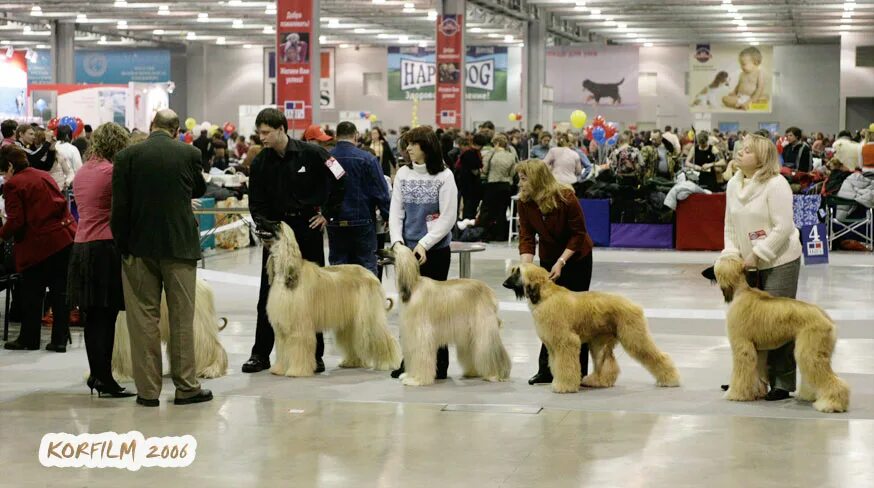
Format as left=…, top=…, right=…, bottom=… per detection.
left=546, top=45, right=639, bottom=108
left=688, top=43, right=773, bottom=113
left=75, top=50, right=170, bottom=84
left=320, top=49, right=335, bottom=109
left=435, top=14, right=464, bottom=128
left=388, top=46, right=507, bottom=102
left=277, top=0, right=315, bottom=129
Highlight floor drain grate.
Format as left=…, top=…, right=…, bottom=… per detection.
left=441, top=404, right=543, bottom=414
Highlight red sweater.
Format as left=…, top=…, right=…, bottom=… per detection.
left=518, top=189, right=593, bottom=264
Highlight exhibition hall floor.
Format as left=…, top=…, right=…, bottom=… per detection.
left=1, top=244, right=873, bottom=487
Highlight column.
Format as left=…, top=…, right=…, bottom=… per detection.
left=525, top=16, right=547, bottom=127
left=276, top=0, right=320, bottom=135
left=51, top=20, right=75, bottom=83
left=435, top=0, right=465, bottom=129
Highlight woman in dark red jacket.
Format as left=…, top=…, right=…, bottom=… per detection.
left=516, top=160, right=594, bottom=385
left=0, top=145, right=76, bottom=352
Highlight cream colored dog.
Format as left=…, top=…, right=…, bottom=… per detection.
left=265, top=222, right=400, bottom=377
left=504, top=263, right=680, bottom=393
left=112, top=278, right=229, bottom=380
left=713, top=256, right=850, bottom=413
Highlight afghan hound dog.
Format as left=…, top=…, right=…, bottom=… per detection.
left=503, top=264, right=680, bottom=393
left=265, top=222, right=400, bottom=377
left=112, top=278, right=229, bottom=381
left=378, top=243, right=511, bottom=386
left=713, top=256, right=849, bottom=413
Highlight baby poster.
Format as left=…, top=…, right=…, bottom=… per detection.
left=689, top=43, right=773, bottom=113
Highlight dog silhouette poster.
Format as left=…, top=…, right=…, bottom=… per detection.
left=546, top=46, right=639, bottom=108
left=689, top=43, right=773, bottom=113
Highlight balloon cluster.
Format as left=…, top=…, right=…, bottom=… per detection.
left=358, top=111, right=379, bottom=122
left=48, top=116, right=84, bottom=138
left=222, top=122, right=237, bottom=137
left=776, top=135, right=787, bottom=155
left=507, top=113, right=523, bottom=122
left=582, top=115, right=618, bottom=146
left=185, top=117, right=198, bottom=131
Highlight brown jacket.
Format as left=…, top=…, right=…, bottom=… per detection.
left=518, top=189, right=593, bottom=264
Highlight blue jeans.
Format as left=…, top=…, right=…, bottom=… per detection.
left=327, top=224, right=378, bottom=276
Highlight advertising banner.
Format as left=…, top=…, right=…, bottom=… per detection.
left=75, top=50, right=170, bottom=83
left=28, top=50, right=53, bottom=84
left=435, top=14, right=464, bottom=128
left=276, top=0, right=315, bottom=130
left=546, top=46, right=639, bottom=108
left=320, top=49, right=335, bottom=109
left=0, top=50, right=28, bottom=119
left=388, top=46, right=507, bottom=102
left=27, top=84, right=127, bottom=127
left=689, top=43, right=773, bottom=113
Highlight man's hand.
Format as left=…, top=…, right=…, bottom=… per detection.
left=191, top=199, right=203, bottom=210
left=413, top=244, right=427, bottom=265
left=548, top=260, right=564, bottom=281
left=309, top=214, right=327, bottom=230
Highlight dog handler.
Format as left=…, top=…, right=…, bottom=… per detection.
left=721, top=134, right=802, bottom=401
left=242, top=108, right=346, bottom=374
left=516, top=160, right=594, bottom=385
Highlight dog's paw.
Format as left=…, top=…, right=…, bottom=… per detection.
left=656, top=374, right=681, bottom=388
left=796, top=387, right=817, bottom=403
left=581, top=374, right=610, bottom=388
left=552, top=382, right=580, bottom=394
left=338, top=359, right=365, bottom=369
left=813, top=397, right=848, bottom=413
left=484, top=375, right=507, bottom=382
left=724, top=388, right=756, bottom=402
left=462, top=371, right=480, bottom=379
left=402, top=376, right=432, bottom=387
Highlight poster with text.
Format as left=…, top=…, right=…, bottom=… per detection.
left=0, top=51, right=28, bottom=119
left=388, top=46, right=507, bottom=101
left=320, top=49, right=335, bottom=109
left=546, top=46, right=639, bottom=108
left=277, top=0, right=315, bottom=129
left=436, top=14, right=464, bottom=128
left=689, top=43, right=773, bottom=113
left=26, top=84, right=127, bottom=127
left=75, top=50, right=170, bottom=84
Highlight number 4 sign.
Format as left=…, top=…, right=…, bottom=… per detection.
left=801, top=223, right=829, bottom=265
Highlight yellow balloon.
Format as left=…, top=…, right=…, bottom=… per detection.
left=869, top=122, right=874, bottom=132
left=508, top=113, right=517, bottom=122
left=185, top=118, right=197, bottom=130
left=369, top=114, right=378, bottom=122
left=687, top=130, right=695, bottom=140
left=210, top=124, right=220, bottom=136
left=570, top=110, right=587, bottom=129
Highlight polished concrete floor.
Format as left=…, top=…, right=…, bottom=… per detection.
left=1, top=243, right=873, bottom=487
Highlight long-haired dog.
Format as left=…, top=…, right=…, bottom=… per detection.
left=504, top=264, right=680, bottom=393
left=378, top=243, right=511, bottom=386
left=265, top=221, right=400, bottom=377
left=112, top=278, right=229, bottom=381
left=691, top=71, right=730, bottom=108
left=712, top=256, right=850, bottom=413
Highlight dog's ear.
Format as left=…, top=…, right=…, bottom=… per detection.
left=285, top=268, right=299, bottom=290
left=524, top=283, right=541, bottom=305
left=398, top=281, right=412, bottom=303
left=720, top=283, right=735, bottom=303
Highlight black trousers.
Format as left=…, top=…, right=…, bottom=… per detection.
left=17, top=245, right=72, bottom=348
left=536, top=253, right=594, bottom=376
left=376, top=232, right=387, bottom=282
left=84, top=306, right=120, bottom=386
left=481, top=182, right=512, bottom=240
left=419, top=245, right=451, bottom=374
left=252, top=216, right=325, bottom=360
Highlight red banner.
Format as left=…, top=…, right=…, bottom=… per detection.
left=276, top=0, right=314, bottom=132
left=435, top=14, right=463, bottom=129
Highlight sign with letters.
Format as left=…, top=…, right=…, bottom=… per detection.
left=801, top=223, right=829, bottom=265
left=387, top=46, right=507, bottom=101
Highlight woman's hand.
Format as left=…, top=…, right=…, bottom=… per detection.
left=548, top=260, right=564, bottom=281
left=743, top=253, right=758, bottom=270
left=413, top=244, right=427, bottom=265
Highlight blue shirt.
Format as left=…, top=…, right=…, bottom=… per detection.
left=329, top=141, right=390, bottom=225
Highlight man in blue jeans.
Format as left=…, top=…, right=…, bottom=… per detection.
left=327, top=122, right=390, bottom=274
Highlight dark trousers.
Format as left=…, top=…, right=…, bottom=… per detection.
left=376, top=232, right=387, bottom=282
left=17, top=245, right=72, bottom=347
left=252, top=216, right=325, bottom=359
left=84, top=306, right=120, bottom=386
left=462, top=194, right=481, bottom=220
left=420, top=245, right=451, bottom=374
left=537, top=253, right=594, bottom=376
left=481, top=182, right=511, bottom=240
left=327, top=224, right=378, bottom=276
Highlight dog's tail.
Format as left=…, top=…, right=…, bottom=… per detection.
left=385, top=297, right=394, bottom=312
left=617, top=78, right=625, bottom=85
left=218, top=318, right=228, bottom=332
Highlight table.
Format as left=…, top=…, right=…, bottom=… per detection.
left=194, top=207, right=253, bottom=268
left=450, top=242, right=486, bottom=278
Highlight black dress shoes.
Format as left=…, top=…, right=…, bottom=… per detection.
left=4, top=340, right=39, bottom=351
left=391, top=360, right=405, bottom=378
left=765, top=388, right=791, bottom=401
left=721, top=384, right=730, bottom=391
left=45, top=343, right=66, bottom=353
left=528, top=371, right=554, bottom=385
left=174, top=389, right=213, bottom=405
left=314, top=358, right=325, bottom=373
left=136, top=397, right=159, bottom=407
left=242, top=355, right=270, bottom=373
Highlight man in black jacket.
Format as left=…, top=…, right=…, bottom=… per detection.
left=111, top=109, right=212, bottom=407
left=782, top=126, right=812, bottom=173
left=242, top=108, right=346, bottom=374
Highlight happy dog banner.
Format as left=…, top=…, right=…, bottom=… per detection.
left=388, top=46, right=508, bottom=101
left=546, top=45, right=639, bottom=109
left=689, top=43, right=773, bottom=113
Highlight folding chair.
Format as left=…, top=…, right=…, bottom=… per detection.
left=825, top=196, right=873, bottom=250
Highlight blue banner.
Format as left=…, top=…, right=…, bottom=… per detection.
left=75, top=49, right=170, bottom=83
left=28, top=50, right=53, bottom=84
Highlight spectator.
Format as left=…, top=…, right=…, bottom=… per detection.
left=662, top=126, right=681, bottom=156
left=369, top=127, right=397, bottom=177
left=643, top=129, right=678, bottom=180
left=0, top=145, right=76, bottom=352
left=56, top=125, right=83, bottom=174
left=66, top=122, right=134, bottom=398
left=15, top=124, right=54, bottom=171
left=782, top=127, right=812, bottom=172
left=530, top=131, right=552, bottom=160
left=234, top=135, right=249, bottom=160
left=567, top=133, right=592, bottom=180
left=606, top=130, right=645, bottom=184
left=811, top=132, right=825, bottom=158
left=1, top=119, right=17, bottom=147
left=862, top=130, right=874, bottom=173
left=303, top=124, right=333, bottom=148
left=457, top=132, right=488, bottom=219
left=685, top=131, right=725, bottom=191
left=543, top=133, right=582, bottom=185
left=209, top=140, right=230, bottom=172
left=46, top=127, right=75, bottom=192
left=481, top=133, right=518, bottom=240
left=111, top=109, right=212, bottom=407
left=833, top=130, right=861, bottom=170
left=193, top=129, right=212, bottom=165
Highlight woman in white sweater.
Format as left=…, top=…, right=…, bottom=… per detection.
left=721, top=133, right=802, bottom=401
left=388, top=126, right=458, bottom=380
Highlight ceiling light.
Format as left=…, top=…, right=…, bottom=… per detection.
left=839, top=24, right=849, bottom=31
left=154, top=29, right=165, bottom=35
left=76, top=14, right=87, bottom=22
left=733, top=14, right=743, bottom=20
left=635, top=38, right=645, bottom=43
left=30, top=6, right=42, bottom=16
left=266, top=7, right=277, bottom=15
left=186, top=32, right=197, bottom=40
left=233, top=19, right=243, bottom=28
left=117, top=21, right=128, bottom=29
left=470, top=27, right=482, bottom=33
left=217, top=37, right=226, bottom=45
left=319, top=35, right=326, bottom=43
left=229, top=0, right=243, bottom=5
left=842, top=11, right=852, bottom=18
left=158, top=5, right=169, bottom=15
left=377, top=33, right=391, bottom=38
left=617, top=23, right=627, bottom=30
left=404, top=3, right=414, bottom=8
left=263, top=26, right=275, bottom=34
left=36, top=44, right=48, bottom=50
left=399, top=35, right=409, bottom=42
left=373, top=0, right=386, bottom=3
left=23, top=26, right=32, bottom=33
left=418, top=41, right=427, bottom=47
left=243, top=44, right=254, bottom=49
left=340, top=43, right=351, bottom=49
left=726, top=6, right=738, bottom=13
left=575, top=1, right=586, bottom=6
left=590, top=8, right=601, bottom=16
left=354, top=28, right=366, bottom=33
left=844, top=2, right=856, bottom=11
left=574, top=5, right=587, bottom=11
left=327, top=18, right=339, bottom=27
left=644, top=42, right=653, bottom=47
left=427, top=10, right=438, bottom=20
left=723, top=0, right=732, bottom=3
left=4, top=47, right=13, bottom=58
left=114, top=0, right=128, bottom=6
left=488, top=33, right=500, bottom=38
left=99, top=35, right=107, bottom=43
left=198, top=13, right=209, bottom=22
left=504, top=35, right=514, bottom=42
left=751, top=41, right=760, bottom=45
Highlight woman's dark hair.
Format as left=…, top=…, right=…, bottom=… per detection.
left=370, top=126, right=386, bottom=143
left=57, top=125, right=73, bottom=143
left=0, top=145, right=30, bottom=173
left=472, top=132, right=491, bottom=148
left=254, top=107, right=287, bottom=132
left=401, top=126, right=445, bottom=175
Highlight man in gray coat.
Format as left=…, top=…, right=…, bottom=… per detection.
left=111, top=109, right=212, bottom=407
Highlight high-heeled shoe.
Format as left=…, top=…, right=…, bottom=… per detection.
left=90, top=378, right=136, bottom=398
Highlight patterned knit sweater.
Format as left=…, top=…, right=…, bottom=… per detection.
left=389, top=163, right=458, bottom=250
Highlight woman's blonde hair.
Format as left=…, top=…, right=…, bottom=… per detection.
left=87, top=122, right=130, bottom=162
left=743, top=134, right=780, bottom=182
left=516, top=159, right=572, bottom=214
left=618, top=129, right=633, bottom=146
left=492, top=133, right=508, bottom=148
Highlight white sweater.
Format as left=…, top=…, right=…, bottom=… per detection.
left=389, top=163, right=458, bottom=251
left=721, top=170, right=801, bottom=269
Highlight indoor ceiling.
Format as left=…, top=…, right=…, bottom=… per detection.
left=0, top=0, right=872, bottom=50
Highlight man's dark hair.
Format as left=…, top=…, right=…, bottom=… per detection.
left=1, top=119, right=17, bottom=139
left=479, top=121, right=495, bottom=131
left=532, top=124, right=543, bottom=132
left=472, top=132, right=491, bottom=148
left=15, top=124, right=32, bottom=138
left=57, top=125, right=73, bottom=143
left=152, top=109, right=180, bottom=133
left=335, top=121, right=358, bottom=139
left=84, top=124, right=93, bottom=133
left=401, top=126, right=445, bottom=175
left=0, top=145, right=30, bottom=173
left=664, top=125, right=673, bottom=132
left=212, top=140, right=227, bottom=150
left=786, top=126, right=802, bottom=139
left=754, top=129, right=771, bottom=138
left=838, top=130, right=851, bottom=139
left=199, top=130, right=208, bottom=136
left=255, top=108, right=288, bottom=132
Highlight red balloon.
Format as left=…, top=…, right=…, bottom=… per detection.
left=184, top=132, right=194, bottom=143
left=47, top=117, right=60, bottom=131
left=515, top=114, right=523, bottom=122
left=584, top=126, right=594, bottom=140
left=72, top=117, right=84, bottom=138
left=593, top=115, right=606, bottom=128
left=223, top=122, right=236, bottom=134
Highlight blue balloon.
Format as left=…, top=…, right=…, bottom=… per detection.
left=59, top=116, right=78, bottom=134
left=35, top=99, right=47, bottom=111
left=359, top=111, right=366, bottom=118
left=593, top=126, right=606, bottom=144
left=606, top=134, right=618, bottom=146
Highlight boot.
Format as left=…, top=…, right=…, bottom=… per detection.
left=435, top=346, right=449, bottom=380
left=528, top=344, right=553, bottom=385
